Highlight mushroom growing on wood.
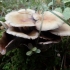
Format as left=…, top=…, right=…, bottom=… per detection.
left=33, top=11, right=64, bottom=31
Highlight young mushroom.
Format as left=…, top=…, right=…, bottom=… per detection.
left=0, top=33, right=29, bottom=55
left=0, top=31, right=15, bottom=55
left=33, top=11, right=64, bottom=31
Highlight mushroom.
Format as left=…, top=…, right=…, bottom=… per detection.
left=0, top=35, right=27, bottom=55
left=6, top=27, right=39, bottom=39
left=5, top=9, right=39, bottom=39
left=0, top=31, right=33, bottom=55
left=38, top=31, right=61, bottom=44
left=33, top=11, right=64, bottom=31
left=50, top=23, right=70, bottom=36
left=0, top=9, right=65, bottom=55
left=3, top=9, right=64, bottom=53
left=5, top=9, right=35, bottom=27
left=0, top=31, right=15, bottom=55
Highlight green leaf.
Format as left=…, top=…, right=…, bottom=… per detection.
left=41, top=3, right=48, bottom=11
left=54, top=7, right=62, bottom=13
left=26, top=51, right=32, bottom=56
left=0, top=17, right=5, bottom=21
left=48, top=2, right=53, bottom=7
left=63, top=7, right=70, bottom=20
left=31, top=47, right=37, bottom=52
left=35, top=49, right=41, bottom=53
left=63, top=0, right=70, bottom=3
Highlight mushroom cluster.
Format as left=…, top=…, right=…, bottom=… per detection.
left=0, top=8, right=70, bottom=55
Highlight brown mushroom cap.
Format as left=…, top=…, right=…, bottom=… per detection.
left=5, top=9, right=35, bottom=27
left=34, top=11, right=64, bottom=31
left=6, top=27, right=39, bottom=39
left=50, top=23, right=70, bottom=36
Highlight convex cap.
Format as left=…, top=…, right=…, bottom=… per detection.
left=5, top=9, right=35, bottom=27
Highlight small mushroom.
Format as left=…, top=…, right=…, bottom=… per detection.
left=50, top=23, right=70, bottom=36
left=5, top=9, right=35, bottom=27
left=0, top=32, right=31, bottom=55
left=0, top=31, right=15, bottom=55
left=6, top=27, right=39, bottom=39
left=33, top=11, right=64, bottom=31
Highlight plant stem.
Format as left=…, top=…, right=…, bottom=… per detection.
left=52, top=0, right=55, bottom=10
